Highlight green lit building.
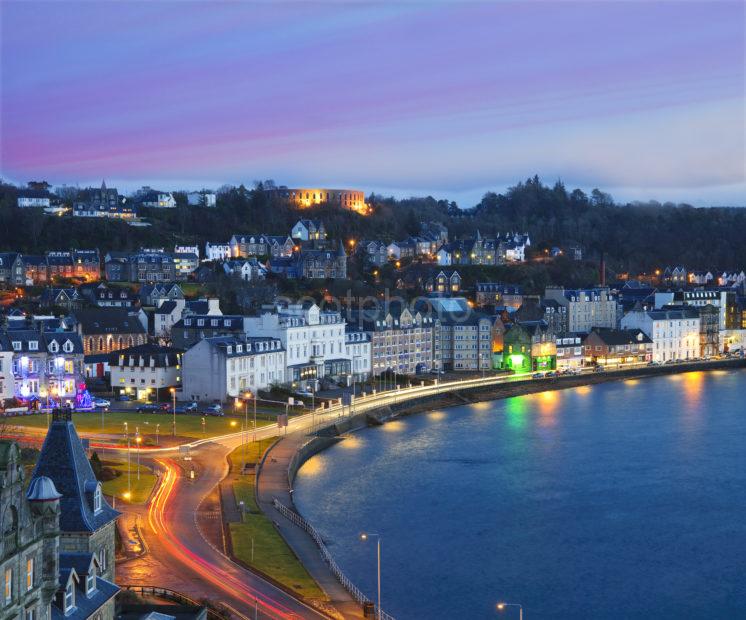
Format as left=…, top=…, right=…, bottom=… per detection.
left=502, top=321, right=556, bottom=372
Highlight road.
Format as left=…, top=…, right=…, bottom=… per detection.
left=119, top=432, right=331, bottom=620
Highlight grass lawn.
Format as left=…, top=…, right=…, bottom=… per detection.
left=227, top=437, right=325, bottom=599
left=230, top=518, right=326, bottom=600
left=7, top=411, right=272, bottom=442
left=101, top=459, right=157, bottom=504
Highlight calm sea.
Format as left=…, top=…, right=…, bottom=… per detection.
left=294, top=369, right=746, bottom=619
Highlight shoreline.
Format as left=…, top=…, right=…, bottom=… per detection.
left=258, top=358, right=746, bottom=618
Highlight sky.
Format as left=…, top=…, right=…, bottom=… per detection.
left=1, top=1, right=744, bottom=207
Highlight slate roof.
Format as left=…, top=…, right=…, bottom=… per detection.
left=31, top=413, right=120, bottom=532
left=73, top=309, right=146, bottom=335
left=109, top=344, right=183, bottom=368
left=155, top=300, right=178, bottom=315
left=586, top=327, right=653, bottom=346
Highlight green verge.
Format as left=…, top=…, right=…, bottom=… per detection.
left=227, top=439, right=327, bottom=600
left=101, top=459, right=157, bottom=504
left=7, top=411, right=272, bottom=442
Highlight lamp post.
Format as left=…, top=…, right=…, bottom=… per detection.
left=170, top=387, right=176, bottom=437
left=155, top=423, right=160, bottom=446
left=201, top=416, right=206, bottom=436
left=496, top=602, right=523, bottom=620
left=135, top=430, right=141, bottom=480
left=360, top=533, right=382, bottom=620
left=126, top=429, right=131, bottom=499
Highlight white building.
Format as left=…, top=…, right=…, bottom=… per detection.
left=205, top=242, right=231, bottom=262
left=175, top=245, right=199, bottom=259
left=17, top=191, right=51, bottom=208
left=138, top=188, right=176, bottom=208
left=345, top=330, right=372, bottom=381
left=544, top=287, right=619, bottom=333
left=621, top=307, right=700, bottom=363
left=182, top=336, right=285, bottom=402
left=109, top=344, right=182, bottom=399
left=187, top=191, right=217, bottom=207
left=244, top=303, right=349, bottom=387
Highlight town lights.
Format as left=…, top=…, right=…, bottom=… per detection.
left=496, top=602, right=523, bottom=619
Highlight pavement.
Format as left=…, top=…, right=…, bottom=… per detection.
left=256, top=431, right=365, bottom=620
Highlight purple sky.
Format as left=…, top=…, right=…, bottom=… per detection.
left=1, top=1, right=744, bottom=206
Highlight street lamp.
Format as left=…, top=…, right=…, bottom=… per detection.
left=155, top=423, right=160, bottom=446
left=360, top=533, right=382, bottom=620
left=135, top=429, right=142, bottom=480
left=201, top=416, right=206, bottom=436
left=496, top=602, right=523, bottom=620
left=170, top=387, right=176, bottom=437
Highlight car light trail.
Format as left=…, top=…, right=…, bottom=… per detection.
left=147, top=458, right=302, bottom=620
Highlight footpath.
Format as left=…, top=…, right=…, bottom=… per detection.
left=256, top=431, right=365, bottom=620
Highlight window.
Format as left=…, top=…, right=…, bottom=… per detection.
left=12, top=341, right=20, bottom=351
left=86, top=572, right=95, bottom=595
left=26, top=557, right=33, bottom=591
left=25, top=607, right=35, bottom=620
left=64, top=581, right=74, bottom=611
left=98, top=548, right=107, bottom=571
left=4, top=568, right=11, bottom=603
left=28, top=341, right=38, bottom=351
left=49, top=341, right=59, bottom=353
left=94, top=484, right=102, bottom=513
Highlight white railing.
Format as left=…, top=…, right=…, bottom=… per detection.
left=273, top=499, right=396, bottom=620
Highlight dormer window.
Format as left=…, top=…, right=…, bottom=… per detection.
left=49, top=341, right=59, bottom=353
left=226, top=346, right=232, bottom=354
left=29, top=341, right=38, bottom=351
left=85, top=571, right=95, bottom=596
left=63, top=340, right=73, bottom=353
left=236, top=345, right=243, bottom=353
left=64, top=580, right=75, bottom=612
left=12, top=341, right=21, bottom=351
left=93, top=484, right=102, bottom=513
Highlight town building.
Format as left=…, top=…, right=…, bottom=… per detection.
left=502, top=320, right=557, bottom=373
left=73, top=182, right=135, bottom=219
left=268, top=187, right=367, bottom=214
left=72, top=309, right=148, bottom=356
left=129, top=248, right=176, bottom=283
left=582, top=328, right=653, bottom=367
left=244, top=303, right=348, bottom=387
left=205, top=242, right=231, bottom=262
left=349, top=304, right=437, bottom=376
left=79, top=283, right=138, bottom=308
left=269, top=243, right=347, bottom=280
left=345, top=330, right=372, bottom=382
left=174, top=252, right=199, bottom=279
left=6, top=330, right=85, bottom=404
left=544, top=286, right=619, bottom=333
left=109, top=344, right=183, bottom=399
left=475, top=283, right=524, bottom=309
left=554, top=333, right=584, bottom=371
left=182, top=336, right=284, bottom=402
left=359, top=241, right=389, bottom=267
left=135, top=187, right=176, bottom=208
left=171, top=315, right=248, bottom=349
left=186, top=191, right=217, bottom=207
left=17, top=189, right=52, bottom=208
left=0, top=252, right=25, bottom=285
left=698, top=304, right=720, bottom=358
left=621, top=307, right=700, bottom=363
left=291, top=220, right=327, bottom=241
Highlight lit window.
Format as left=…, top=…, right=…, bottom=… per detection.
left=26, top=557, right=33, bottom=591
left=4, top=568, right=11, bottom=603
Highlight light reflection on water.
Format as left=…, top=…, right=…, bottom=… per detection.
left=295, top=369, right=746, bottom=619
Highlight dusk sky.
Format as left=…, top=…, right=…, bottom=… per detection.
left=1, top=1, right=744, bottom=207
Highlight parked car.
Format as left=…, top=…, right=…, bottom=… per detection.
left=183, top=401, right=198, bottom=412
left=116, top=394, right=131, bottom=402
left=203, top=404, right=224, bottom=416
left=137, top=404, right=163, bottom=414
left=92, top=398, right=111, bottom=409
left=532, top=372, right=546, bottom=379
left=545, top=371, right=557, bottom=378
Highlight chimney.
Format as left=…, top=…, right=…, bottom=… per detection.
left=599, top=252, right=606, bottom=287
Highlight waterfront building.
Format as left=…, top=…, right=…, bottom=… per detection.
left=502, top=320, right=557, bottom=372
left=349, top=304, right=436, bottom=376
left=182, top=336, right=284, bottom=401
left=345, top=330, right=372, bottom=382
left=244, top=303, right=348, bottom=387
left=621, top=307, right=700, bottom=363
left=555, top=332, right=585, bottom=371
left=582, top=328, right=653, bottom=367
left=544, top=286, right=619, bottom=333
left=698, top=304, right=719, bottom=358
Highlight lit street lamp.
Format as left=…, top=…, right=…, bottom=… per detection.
left=155, top=423, right=160, bottom=446
left=135, top=429, right=142, bottom=480
left=360, top=533, right=382, bottom=620
left=497, top=602, right=523, bottom=620
left=170, top=387, right=177, bottom=437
